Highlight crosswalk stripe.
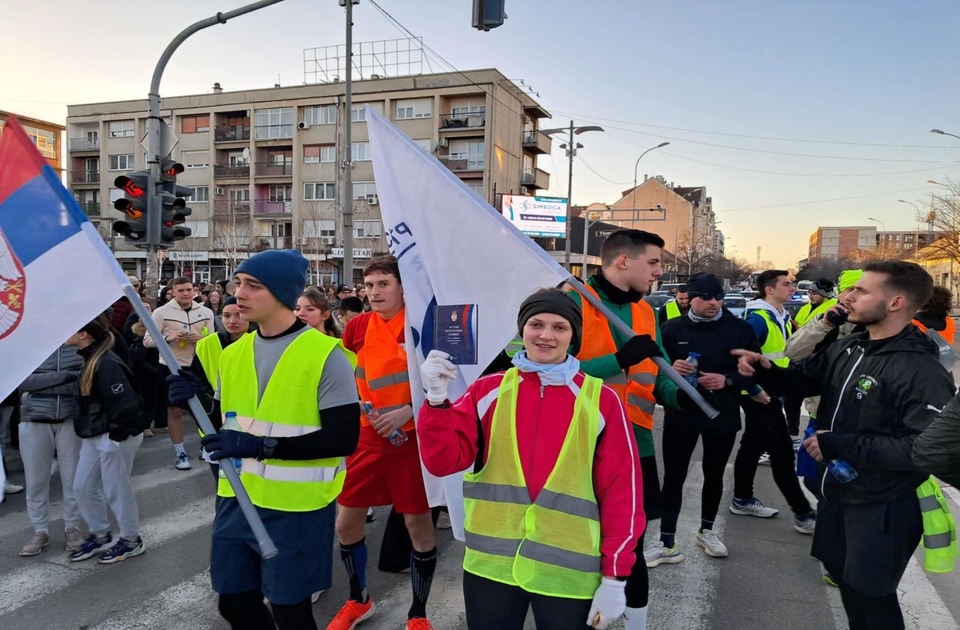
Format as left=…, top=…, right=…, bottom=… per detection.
left=90, top=570, right=216, bottom=630
left=0, top=497, right=214, bottom=617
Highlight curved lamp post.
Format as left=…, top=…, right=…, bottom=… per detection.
left=931, top=128, right=960, bottom=141
left=868, top=217, right=887, bottom=257
left=631, top=142, right=671, bottom=211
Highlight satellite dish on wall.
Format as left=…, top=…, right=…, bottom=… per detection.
left=242, top=148, right=250, bottom=161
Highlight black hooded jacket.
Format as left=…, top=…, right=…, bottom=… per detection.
left=74, top=347, right=145, bottom=439
left=755, top=324, right=954, bottom=505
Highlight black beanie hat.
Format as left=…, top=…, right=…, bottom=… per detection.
left=685, top=272, right=724, bottom=297
left=517, top=289, right=583, bottom=350
left=223, top=296, right=238, bottom=308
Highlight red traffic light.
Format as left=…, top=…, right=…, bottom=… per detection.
left=164, top=163, right=184, bottom=176
left=114, top=175, right=146, bottom=197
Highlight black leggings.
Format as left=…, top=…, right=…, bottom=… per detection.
left=659, top=423, right=737, bottom=534
left=823, top=567, right=905, bottom=630
left=462, top=570, right=592, bottom=630
left=218, top=590, right=316, bottom=630
left=733, top=396, right=812, bottom=515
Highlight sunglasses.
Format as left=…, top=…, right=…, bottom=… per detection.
left=688, top=292, right=725, bottom=301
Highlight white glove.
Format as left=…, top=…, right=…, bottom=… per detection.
left=420, top=350, right=457, bottom=404
left=586, top=577, right=626, bottom=629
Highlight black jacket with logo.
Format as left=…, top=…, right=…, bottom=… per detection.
left=74, top=347, right=145, bottom=439
left=756, top=324, right=955, bottom=505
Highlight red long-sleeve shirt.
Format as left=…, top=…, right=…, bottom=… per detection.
left=418, top=369, right=645, bottom=578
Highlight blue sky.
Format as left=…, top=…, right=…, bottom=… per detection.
left=3, top=0, right=958, bottom=267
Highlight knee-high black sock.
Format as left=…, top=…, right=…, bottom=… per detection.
left=408, top=547, right=437, bottom=619
left=339, top=538, right=369, bottom=603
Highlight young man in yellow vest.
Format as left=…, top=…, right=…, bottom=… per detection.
left=167, top=249, right=360, bottom=630
left=794, top=279, right=838, bottom=327
left=657, top=286, right=689, bottom=324
left=566, top=229, right=680, bottom=630
left=332, top=255, right=437, bottom=630
left=736, top=261, right=955, bottom=629
left=733, top=270, right=817, bottom=533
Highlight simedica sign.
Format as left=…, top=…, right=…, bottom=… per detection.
left=500, top=194, right=568, bottom=238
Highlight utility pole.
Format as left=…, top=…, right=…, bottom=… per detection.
left=341, top=0, right=358, bottom=285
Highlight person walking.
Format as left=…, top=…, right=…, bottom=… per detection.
left=66, top=317, right=146, bottom=564
left=418, top=288, right=642, bottom=630
left=17, top=344, right=85, bottom=556
left=167, top=249, right=360, bottom=630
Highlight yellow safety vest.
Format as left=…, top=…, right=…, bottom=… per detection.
left=917, top=476, right=958, bottom=573
left=664, top=300, right=682, bottom=320
left=794, top=298, right=837, bottom=327
left=218, top=329, right=348, bottom=511
left=195, top=333, right=225, bottom=389
left=462, top=368, right=603, bottom=599
left=753, top=309, right=792, bottom=368
left=505, top=334, right=524, bottom=358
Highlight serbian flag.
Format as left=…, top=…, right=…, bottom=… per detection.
left=0, top=117, right=128, bottom=401
left=367, top=106, right=570, bottom=540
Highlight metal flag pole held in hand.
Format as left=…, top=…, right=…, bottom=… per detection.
left=566, top=276, right=720, bottom=419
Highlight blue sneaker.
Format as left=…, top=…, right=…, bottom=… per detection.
left=97, top=537, right=145, bottom=564
left=69, top=533, right=113, bottom=562
left=729, top=497, right=779, bottom=518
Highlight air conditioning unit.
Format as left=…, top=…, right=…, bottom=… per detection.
left=437, top=137, right=448, bottom=148
left=297, top=121, right=310, bottom=130
left=522, top=115, right=531, bottom=125
left=215, top=187, right=225, bottom=195
left=366, top=194, right=379, bottom=205
left=321, top=236, right=335, bottom=245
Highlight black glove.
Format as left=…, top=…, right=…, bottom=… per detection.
left=166, top=370, right=204, bottom=406
left=201, top=430, right=265, bottom=461
left=108, top=427, right=130, bottom=443
left=615, top=334, right=661, bottom=369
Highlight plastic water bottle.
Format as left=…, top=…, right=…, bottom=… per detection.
left=684, top=352, right=701, bottom=386
left=178, top=324, right=189, bottom=349
left=803, top=426, right=858, bottom=483
left=362, top=401, right=408, bottom=447
left=222, top=411, right=243, bottom=475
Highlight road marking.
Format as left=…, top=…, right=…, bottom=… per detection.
left=91, top=570, right=216, bottom=630
left=0, top=497, right=214, bottom=617
left=900, top=555, right=957, bottom=630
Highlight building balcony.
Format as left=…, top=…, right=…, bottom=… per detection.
left=215, top=126, right=251, bottom=142
left=437, top=155, right=484, bottom=173
left=253, top=199, right=293, bottom=217
left=255, top=162, right=293, bottom=177
left=521, top=130, right=551, bottom=155
left=77, top=201, right=100, bottom=216
left=254, top=235, right=293, bottom=251
left=439, top=113, right=486, bottom=131
left=213, top=200, right=251, bottom=215
left=214, top=164, right=250, bottom=179
left=254, top=125, right=294, bottom=141
left=71, top=171, right=100, bottom=185
left=69, top=137, right=100, bottom=152
left=521, top=167, right=550, bottom=190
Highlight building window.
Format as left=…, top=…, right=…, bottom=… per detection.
left=303, top=105, right=337, bottom=126
left=351, top=103, right=383, bottom=122
left=304, top=182, right=335, bottom=201
left=353, top=182, right=377, bottom=199
left=181, top=150, right=210, bottom=169
left=108, top=120, right=135, bottom=138
left=304, top=145, right=321, bottom=163
left=182, top=114, right=210, bottom=134
left=23, top=125, right=57, bottom=159
left=229, top=188, right=250, bottom=202
left=321, top=145, right=336, bottom=163
left=413, top=138, right=432, bottom=152
left=351, top=142, right=370, bottom=162
left=354, top=220, right=383, bottom=238
left=184, top=220, right=209, bottom=238
left=188, top=186, right=209, bottom=202
left=451, top=105, right=486, bottom=117
left=255, top=107, right=293, bottom=139
left=109, top=154, right=135, bottom=171
left=269, top=185, right=292, bottom=201
left=396, top=99, right=432, bottom=120
left=303, top=220, right=336, bottom=238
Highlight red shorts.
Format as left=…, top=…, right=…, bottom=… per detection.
left=337, top=424, right=430, bottom=514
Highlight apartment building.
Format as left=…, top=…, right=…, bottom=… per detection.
left=66, top=68, right=551, bottom=285
left=0, top=110, right=65, bottom=177
left=808, top=226, right=876, bottom=261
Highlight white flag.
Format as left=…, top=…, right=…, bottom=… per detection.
left=367, top=107, right=570, bottom=540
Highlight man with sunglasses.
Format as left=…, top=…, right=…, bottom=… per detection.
left=649, top=273, right=761, bottom=564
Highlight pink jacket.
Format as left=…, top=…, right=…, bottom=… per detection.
left=418, top=369, right=644, bottom=578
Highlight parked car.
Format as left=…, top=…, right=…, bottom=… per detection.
left=658, top=283, right=684, bottom=294
left=722, top=295, right=747, bottom=318
left=739, top=289, right=757, bottom=301
left=643, top=293, right=672, bottom=312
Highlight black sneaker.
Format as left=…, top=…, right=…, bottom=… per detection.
left=97, top=537, right=145, bottom=564
left=69, top=533, right=113, bottom=562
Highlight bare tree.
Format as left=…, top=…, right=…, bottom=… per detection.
left=299, top=201, right=339, bottom=286
left=212, top=203, right=254, bottom=278
left=676, top=227, right=716, bottom=276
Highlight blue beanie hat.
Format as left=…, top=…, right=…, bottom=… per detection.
left=235, top=249, right=308, bottom=310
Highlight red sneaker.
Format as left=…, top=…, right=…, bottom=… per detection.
left=406, top=618, right=435, bottom=630
left=326, top=599, right=375, bottom=630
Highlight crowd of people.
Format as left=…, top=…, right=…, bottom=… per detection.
left=2, top=226, right=959, bottom=630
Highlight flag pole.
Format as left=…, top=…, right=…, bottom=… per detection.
left=565, top=276, right=720, bottom=419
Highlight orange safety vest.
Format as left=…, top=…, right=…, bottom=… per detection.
left=576, top=286, right=658, bottom=430
left=355, top=308, right=415, bottom=431
left=914, top=318, right=956, bottom=345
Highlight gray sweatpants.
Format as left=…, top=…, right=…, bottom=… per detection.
left=19, top=420, right=83, bottom=532
left=74, top=433, right=143, bottom=540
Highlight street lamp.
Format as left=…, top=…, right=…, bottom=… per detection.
left=631, top=142, right=670, bottom=212
left=898, top=199, right=921, bottom=253
left=542, top=122, right=604, bottom=273
left=868, top=217, right=887, bottom=257
left=931, top=128, right=960, bottom=141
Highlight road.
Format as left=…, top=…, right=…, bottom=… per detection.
left=1, top=408, right=959, bottom=630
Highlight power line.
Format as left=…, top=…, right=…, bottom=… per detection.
left=576, top=155, right=633, bottom=186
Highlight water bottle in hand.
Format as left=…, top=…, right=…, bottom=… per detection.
left=363, top=401, right=407, bottom=447
left=684, top=352, right=701, bottom=387
left=803, top=426, right=858, bottom=483
left=222, top=411, right=243, bottom=475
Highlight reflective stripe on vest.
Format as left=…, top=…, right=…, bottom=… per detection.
left=355, top=309, right=414, bottom=431
left=218, top=329, right=348, bottom=511
left=753, top=309, right=791, bottom=368
left=505, top=334, right=525, bottom=359
left=575, top=285, right=658, bottom=430
left=794, top=299, right=837, bottom=327
left=916, top=476, right=958, bottom=573
left=664, top=300, right=681, bottom=320
left=195, top=334, right=224, bottom=389
left=462, top=369, right=603, bottom=599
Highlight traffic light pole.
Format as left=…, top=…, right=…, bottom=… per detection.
left=144, top=0, right=287, bottom=560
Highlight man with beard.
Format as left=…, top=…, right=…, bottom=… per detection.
left=735, top=261, right=954, bottom=630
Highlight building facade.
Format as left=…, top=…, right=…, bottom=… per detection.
left=0, top=110, right=65, bottom=177
left=65, top=69, right=551, bottom=285
left=809, top=225, right=939, bottom=261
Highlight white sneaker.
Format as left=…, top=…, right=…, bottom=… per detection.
left=696, top=529, right=728, bottom=558
left=729, top=497, right=779, bottom=518
left=437, top=511, right=453, bottom=530
left=643, top=542, right=683, bottom=568
left=174, top=452, right=192, bottom=470
left=758, top=453, right=771, bottom=466
left=4, top=480, right=23, bottom=494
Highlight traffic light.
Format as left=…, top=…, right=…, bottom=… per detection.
left=158, top=158, right=193, bottom=247
left=113, top=171, right=151, bottom=246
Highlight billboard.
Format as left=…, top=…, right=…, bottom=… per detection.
left=501, top=194, right=568, bottom=238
